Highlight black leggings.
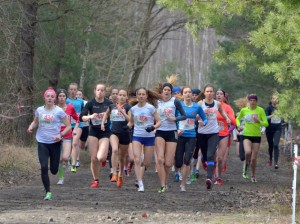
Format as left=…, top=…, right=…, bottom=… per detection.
left=266, top=125, right=281, bottom=163
left=38, top=142, right=61, bottom=192
left=239, top=135, right=245, bottom=161
left=175, top=137, right=196, bottom=168
left=197, top=133, right=219, bottom=179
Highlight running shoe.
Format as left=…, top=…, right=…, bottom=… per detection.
left=191, top=173, right=197, bottom=182
left=71, top=165, right=77, bottom=173
left=158, top=186, right=166, bottom=193
left=202, top=162, right=208, bottom=171
left=214, top=178, right=223, bottom=186
left=242, top=164, right=249, bottom=179
left=251, top=176, right=257, bottom=183
left=194, top=169, right=200, bottom=178
left=110, top=174, right=117, bottom=182
left=109, top=173, right=113, bottom=180
left=75, top=160, right=80, bottom=167
left=206, top=178, right=212, bottom=190
left=57, top=179, right=64, bottom=185
left=138, top=185, right=144, bottom=192
left=267, top=160, right=272, bottom=167
left=222, top=163, right=227, bottom=173
left=174, top=173, right=180, bottom=182
left=124, top=169, right=129, bottom=177
left=186, top=176, right=192, bottom=185
left=134, top=180, right=139, bottom=188
left=180, top=185, right=186, bottom=192
left=275, top=163, right=279, bottom=169
left=101, top=160, right=106, bottom=167
left=117, top=176, right=123, bottom=188
left=90, top=180, right=99, bottom=188
left=179, top=172, right=183, bottom=181
left=44, top=192, right=52, bottom=200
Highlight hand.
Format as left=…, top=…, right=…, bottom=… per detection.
left=238, top=126, right=244, bottom=132
left=127, top=122, right=133, bottom=129
left=226, top=117, right=231, bottom=124
left=53, top=134, right=62, bottom=141
left=27, top=126, right=33, bottom=133
left=101, top=124, right=105, bottom=131
left=145, top=125, right=155, bottom=133
left=198, top=120, right=205, bottom=127
left=166, top=116, right=175, bottom=122
left=178, top=130, right=183, bottom=136
left=91, top=113, right=98, bottom=119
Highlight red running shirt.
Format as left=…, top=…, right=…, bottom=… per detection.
left=60, top=104, right=79, bottom=139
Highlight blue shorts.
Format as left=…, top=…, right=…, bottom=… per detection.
left=132, top=136, right=155, bottom=146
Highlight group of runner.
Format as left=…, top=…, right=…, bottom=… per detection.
left=27, top=81, right=283, bottom=200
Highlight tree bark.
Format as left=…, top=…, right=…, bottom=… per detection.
left=48, top=0, right=66, bottom=89
left=15, top=0, right=38, bottom=146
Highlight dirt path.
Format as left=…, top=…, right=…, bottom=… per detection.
left=0, top=141, right=295, bottom=224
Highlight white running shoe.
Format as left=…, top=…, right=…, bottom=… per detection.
left=75, top=160, right=80, bottom=167
left=186, top=177, right=191, bottom=185
left=138, top=185, right=144, bottom=192
left=179, top=172, right=183, bottom=181
left=180, top=185, right=186, bottom=192
left=57, top=179, right=64, bottom=185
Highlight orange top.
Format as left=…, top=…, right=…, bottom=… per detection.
left=217, top=102, right=236, bottom=136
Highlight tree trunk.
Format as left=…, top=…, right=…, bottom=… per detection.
left=15, top=0, right=38, bottom=146
left=48, top=0, right=66, bottom=89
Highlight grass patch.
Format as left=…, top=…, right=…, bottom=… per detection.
left=0, top=144, right=39, bottom=186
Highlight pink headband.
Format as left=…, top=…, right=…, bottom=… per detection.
left=44, top=89, right=57, bottom=99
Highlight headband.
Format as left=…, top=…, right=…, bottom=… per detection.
left=248, top=95, right=258, bottom=101
left=56, top=89, right=68, bottom=98
left=192, top=89, right=201, bottom=95
left=163, top=83, right=173, bottom=92
left=43, top=89, right=57, bottom=99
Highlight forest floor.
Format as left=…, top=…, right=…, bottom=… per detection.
left=0, top=137, right=298, bottom=224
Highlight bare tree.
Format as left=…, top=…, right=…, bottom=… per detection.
left=127, top=0, right=186, bottom=91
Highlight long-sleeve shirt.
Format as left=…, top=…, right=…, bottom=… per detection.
left=236, top=106, right=268, bottom=137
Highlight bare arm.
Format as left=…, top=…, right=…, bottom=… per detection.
left=27, top=117, right=39, bottom=133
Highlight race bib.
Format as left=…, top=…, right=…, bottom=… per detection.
left=271, top=115, right=281, bottom=124
left=91, top=113, right=105, bottom=125
left=218, top=121, right=224, bottom=131
left=179, top=119, right=195, bottom=130
left=40, top=114, right=54, bottom=127
left=205, top=108, right=217, bottom=120
left=134, top=114, right=149, bottom=126
left=158, top=107, right=173, bottom=120
left=244, top=114, right=256, bottom=123
left=110, top=109, right=125, bottom=122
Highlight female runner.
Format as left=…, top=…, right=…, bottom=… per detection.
left=175, top=86, right=207, bottom=191
left=102, top=89, right=131, bottom=187
left=236, top=94, right=268, bottom=183
left=27, top=88, right=71, bottom=200
left=80, top=83, right=113, bottom=188
left=127, top=87, right=161, bottom=192
left=197, top=84, right=230, bottom=189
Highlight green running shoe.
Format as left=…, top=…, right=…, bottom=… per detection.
left=158, top=186, right=166, bottom=193
left=191, top=173, right=197, bottom=182
left=71, top=165, right=77, bottom=173
left=44, top=192, right=52, bottom=200
left=242, top=164, right=249, bottom=179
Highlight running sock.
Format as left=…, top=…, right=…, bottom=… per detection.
left=58, top=164, right=64, bottom=179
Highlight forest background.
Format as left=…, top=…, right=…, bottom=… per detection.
left=0, top=0, right=298, bottom=146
